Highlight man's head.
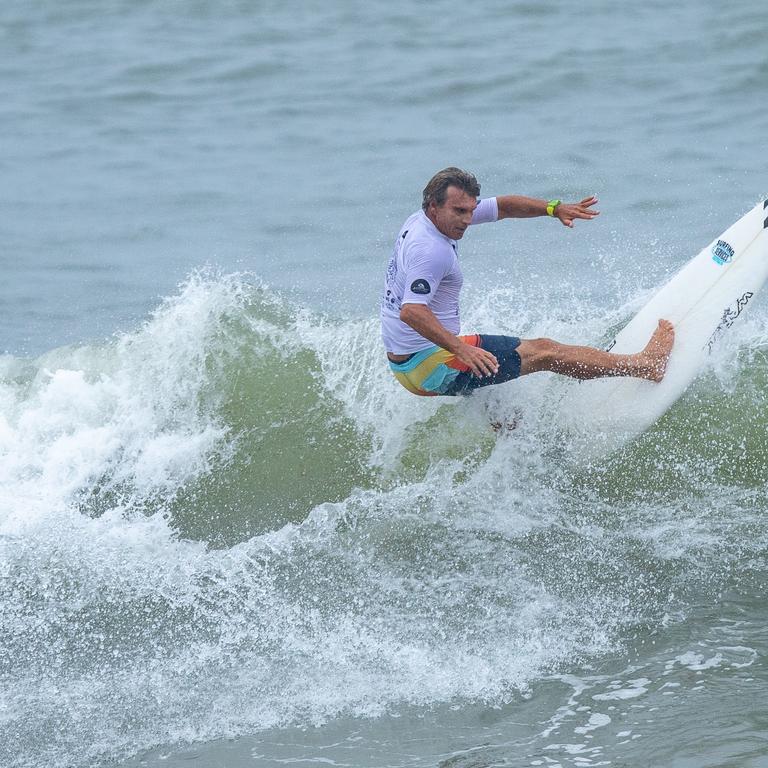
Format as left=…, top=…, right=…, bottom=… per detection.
left=422, top=167, right=481, bottom=240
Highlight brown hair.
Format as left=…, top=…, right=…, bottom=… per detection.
left=422, top=167, right=481, bottom=211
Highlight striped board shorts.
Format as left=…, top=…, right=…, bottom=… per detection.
left=389, top=334, right=522, bottom=396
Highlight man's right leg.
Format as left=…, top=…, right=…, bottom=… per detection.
left=517, top=319, right=675, bottom=382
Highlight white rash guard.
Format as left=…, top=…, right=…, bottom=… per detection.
left=380, top=196, right=499, bottom=354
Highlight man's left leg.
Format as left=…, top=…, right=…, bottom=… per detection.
left=517, top=319, right=674, bottom=382
left=442, top=319, right=675, bottom=396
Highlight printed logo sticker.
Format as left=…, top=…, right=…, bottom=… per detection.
left=705, top=291, right=753, bottom=354
left=410, top=279, right=431, bottom=295
left=712, top=239, right=734, bottom=265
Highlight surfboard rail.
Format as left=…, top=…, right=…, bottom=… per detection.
left=559, top=199, right=768, bottom=459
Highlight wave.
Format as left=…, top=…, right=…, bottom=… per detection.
left=2, top=270, right=768, bottom=768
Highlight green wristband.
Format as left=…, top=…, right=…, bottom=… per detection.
left=546, top=199, right=561, bottom=216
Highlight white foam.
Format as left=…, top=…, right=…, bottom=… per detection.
left=574, top=713, right=611, bottom=734
left=592, top=678, right=650, bottom=701
left=4, top=269, right=767, bottom=768
left=0, top=272, right=243, bottom=535
left=668, top=651, right=723, bottom=672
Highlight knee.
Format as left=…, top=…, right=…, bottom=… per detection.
left=518, top=337, right=560, bottom=372
left=528, top=337, right=559, bottom=364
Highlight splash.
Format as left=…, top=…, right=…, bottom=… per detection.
left=2, top=270, right=768, bottom=768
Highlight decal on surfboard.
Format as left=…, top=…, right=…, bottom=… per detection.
left=705, top=291, right=754, bottom=354
left=712, top=239, right=735, bottom=265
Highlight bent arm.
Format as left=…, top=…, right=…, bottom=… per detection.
left=399, top=303, right=499, bottom=377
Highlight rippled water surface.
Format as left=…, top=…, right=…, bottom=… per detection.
left=2, top=1, right=767, bottom=767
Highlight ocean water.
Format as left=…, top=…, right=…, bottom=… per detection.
left=2, top=1, right=767, bottom=767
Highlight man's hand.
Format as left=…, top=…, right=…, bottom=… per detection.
left=555, top=196, right=600, bottom=228
left=399, top=303, right=498, bottom=377
left=455, top=341, right=499, bottom=378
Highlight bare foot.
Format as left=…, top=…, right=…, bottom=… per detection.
left=636, top=319, right=675, bottom=382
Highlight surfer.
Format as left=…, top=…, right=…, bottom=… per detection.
left=381, top=167, right=675, bottom=397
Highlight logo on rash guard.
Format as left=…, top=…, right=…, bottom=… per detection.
left=410, top=279, right=431, bottom=295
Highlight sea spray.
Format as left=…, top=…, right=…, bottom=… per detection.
left=3, top=270, right=768, bottom=768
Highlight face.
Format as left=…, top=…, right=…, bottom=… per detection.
left=426, top=186, right=477, bottom=240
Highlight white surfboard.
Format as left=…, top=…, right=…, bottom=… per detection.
left=560, top=199, right=768, bottom=459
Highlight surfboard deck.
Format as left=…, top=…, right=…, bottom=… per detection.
left=560, top=199, right=768, bottom=459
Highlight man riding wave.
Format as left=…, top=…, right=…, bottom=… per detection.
left=381, top=167, right=674, bottom=397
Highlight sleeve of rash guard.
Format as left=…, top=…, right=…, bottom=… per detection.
left=400, top=242, right=452, bottom=306
left=470, top=196, right=498, bottom=225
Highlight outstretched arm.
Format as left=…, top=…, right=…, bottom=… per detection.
left=399, top=303, right=499, bottom=378
left=496, top=195, right=600, bottom=228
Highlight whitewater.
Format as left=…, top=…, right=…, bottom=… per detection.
left=3, top=269, right=768, bottom=767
